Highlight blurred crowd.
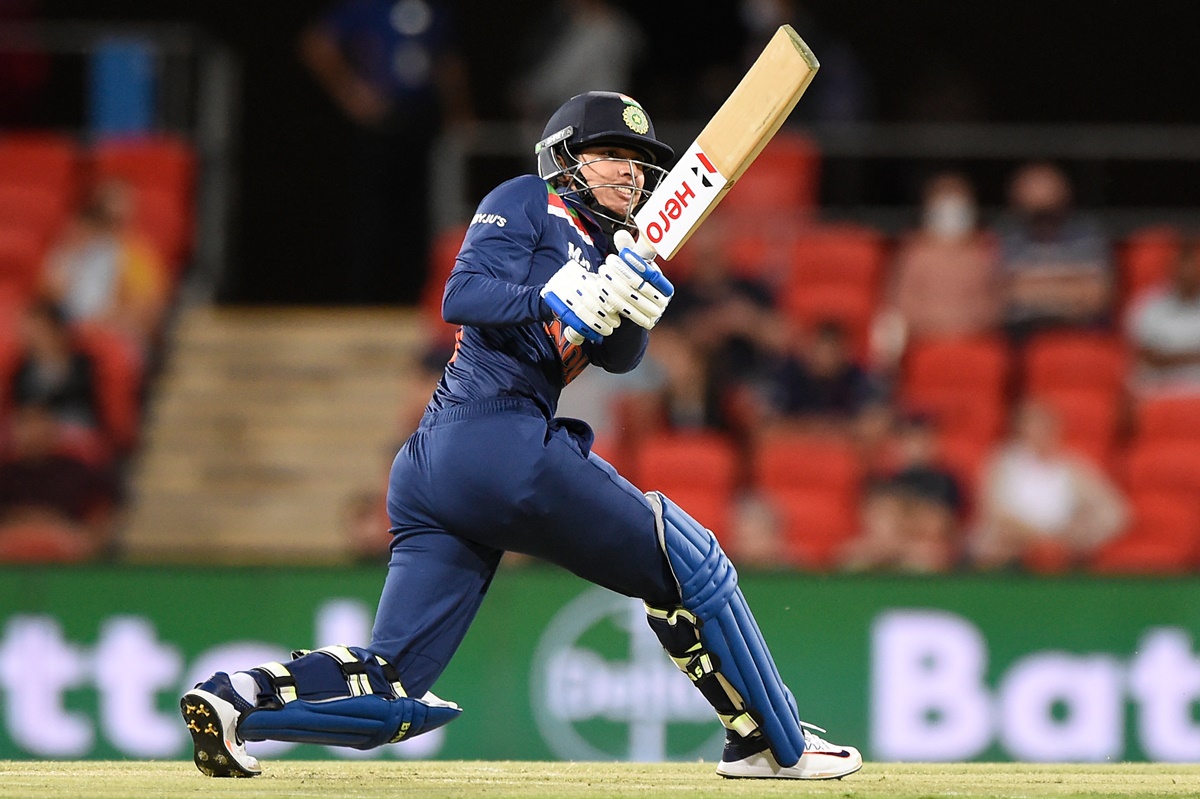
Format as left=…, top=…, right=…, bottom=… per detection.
left=3, top=0, right=1199, bottom=574
left=403, top=152, right=1200, bottom=577
left=0, top=135, right=192, bottom=561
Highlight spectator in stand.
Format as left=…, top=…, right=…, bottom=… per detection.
left=643, top=325, right=720, bottom=431
left=41, top=179, right=167, bottom=355
left=746, top=320, right=881, bottom=434
left=842, top=412, right=963, bottom=573
left=727, top=492, right=789, bottom=570
left=1126, top=237, right=1200, bottom=395
left=512, top=0, right=643, bottom=127
left=872, top=172, right=1001, bottom=371
left=0, top=402, right=120, bottom=559
left=970, top=399, right=1127, bottom=571
left=300, top=0, right=473, bottom=304
left=668, top=231, right=787, bottom=411
left=995, top=162, right=1114, bottom=342
left=8, top=300, right=100, bottom=435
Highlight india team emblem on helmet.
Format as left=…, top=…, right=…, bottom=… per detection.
left=622, top=104, right=650, bottom=135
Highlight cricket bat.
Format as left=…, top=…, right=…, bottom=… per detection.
left=632, top=24, right=820, bottom=260
left=562, top=25, right=818, bottom=345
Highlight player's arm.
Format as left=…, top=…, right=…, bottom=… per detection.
left=443, top=181, right=552, bottom=328
left=588, top=320, right=648, bottom=374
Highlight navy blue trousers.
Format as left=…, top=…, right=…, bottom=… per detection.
left=369, top=398, right=679, bottom=696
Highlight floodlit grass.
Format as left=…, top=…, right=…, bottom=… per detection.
left=1, top=761, right=1198, bottom=799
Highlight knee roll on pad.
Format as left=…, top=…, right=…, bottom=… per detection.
left=645, top=491, right=805, bottom=767
left=237, top=645, right=461, bottom=749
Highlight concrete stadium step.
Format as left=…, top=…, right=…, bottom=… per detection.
left=122, top=305, right=429, bottom=562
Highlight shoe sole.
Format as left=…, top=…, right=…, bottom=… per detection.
left=717, top=761, right=863, bottom=780
left=180, top=692, right=259, bottom=778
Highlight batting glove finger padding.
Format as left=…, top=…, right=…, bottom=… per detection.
left=541, top=260, right=621, bottom=344
left=600, top=230, right=674, bottom=330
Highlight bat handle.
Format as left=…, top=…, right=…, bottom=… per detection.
left=632, top=235, right=657, bottom=261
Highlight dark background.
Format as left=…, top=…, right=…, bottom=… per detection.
left=33, top=1, right=1200, bottom=302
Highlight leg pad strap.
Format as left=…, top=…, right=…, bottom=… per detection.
left=237, top=646, right=461, bottom=749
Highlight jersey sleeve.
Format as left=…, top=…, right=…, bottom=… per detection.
left=442, top=177, right=552, bottom=328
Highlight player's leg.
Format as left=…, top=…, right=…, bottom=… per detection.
left=181, top=527, right=497, bottom=777
left=444, top=417, right=858, bottom=778
left=643, top=491, right=862, bottom=780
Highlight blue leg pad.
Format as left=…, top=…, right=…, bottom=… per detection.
left=239, top=693, right=461, bottom=750
left=235, top=645, right=462, bottom=750
left=647, top=491, right=805, bottom=768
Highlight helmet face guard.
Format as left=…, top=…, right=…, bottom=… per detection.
left=536, top=92, right=674, bottom=231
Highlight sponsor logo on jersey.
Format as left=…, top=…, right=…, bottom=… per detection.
left=545, top=184, right=594, bottom=246
left=566, top=242, right=591, bottom=272
left=470, top=212, right=507, bottom=228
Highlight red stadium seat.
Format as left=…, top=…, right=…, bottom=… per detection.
left=771, top=489, right=858, bottom=571
left=902, top=337, right=1011, bottom=446
left=905, top=387, right=1007, bottom=446
left=1023, top=331, right=1128, bottom=396
left=1120, top=226, right=1180, bottom=311
left=0, top=226, right=46, bottom=300
left=788, top=225, right=887, bottom=299
left=634, top=431, right=739, bottom=497
left=1123, top=440, right=1200, bottom=497
left=0, top=521, right=96, bottom=563
left=720, top=131, right=820, bottom=213
left=0, top=133, right=79, bottom=198
left=903, top=336, right=1011, bottom=395
left=133, top=185, right=191, bottom=272
left=421, top=224, right=468, bottom=343
left=1034, top=388, right=1120, bottom=469
left=753, top=432, right=861, bottom=498
left=1134, top=394, right=1200, bottom=443
left=1090, top=492, right=1200, bottom=574
left=0, top=182, right=70, bottom=243
left=91, top=135, right=196, bottom=197
left=72, top=322, right=144, bottom=451
left=780, top=283, right=875, bottom=360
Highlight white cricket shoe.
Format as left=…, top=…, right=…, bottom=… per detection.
left=180, top=672, right=261, bottom=778
left=716, top=724, right=862, bottom=780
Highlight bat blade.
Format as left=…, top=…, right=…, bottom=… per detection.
left=633, top=25, right=819, bottom=260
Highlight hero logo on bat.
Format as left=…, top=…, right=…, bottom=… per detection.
left=634, top=141, right=725, bottom=257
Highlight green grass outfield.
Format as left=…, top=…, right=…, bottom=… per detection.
left=1, top=761, right=1198, bottom=799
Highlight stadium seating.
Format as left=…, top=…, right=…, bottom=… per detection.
left=0, top=226, right=46, bottom=300
left=0, top=183, right=70, bottom=245
left=1022, top=331, right=1128, bottom=396
left=1090, top=491, right=1200, bottom=574
left=1119, top=225, right=1180, bottom=311
left=719, top=131, right=820, bottom=214
left=901, top=336, right=1012, bottom=445
left=0, top=133, right=79, bottom=199
left=771, top=489, right=858, bottom=571
left=72, top=322, right=144, bottom=452
left=1134, top=393, right=1200, bottom=443
left=633, top=431, right=739, bottom=535
left=1033, top=387, right=1120, bottom=469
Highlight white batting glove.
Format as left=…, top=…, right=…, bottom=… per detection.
left=598, top=230, right=675, bottom=331
left=540, top=259, right=621, bottom=344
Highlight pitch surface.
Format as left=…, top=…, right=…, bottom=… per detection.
left=1, top=761, right=1198, bottom=799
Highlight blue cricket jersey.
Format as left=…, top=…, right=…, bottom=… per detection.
left=429, top=175, right=649, bottom=419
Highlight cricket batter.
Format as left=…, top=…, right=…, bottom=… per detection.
left=181, top=91, right=862, bottom=781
